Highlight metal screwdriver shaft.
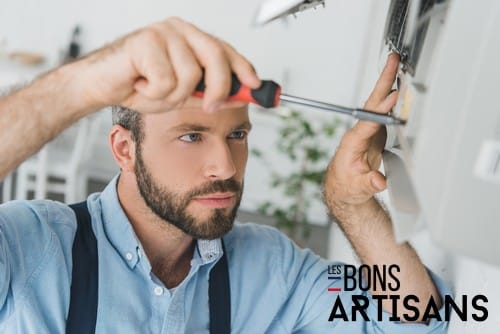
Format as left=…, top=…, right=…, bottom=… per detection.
left=279, top=93, right=406, bottom=126
left=194, top=74, right=406, bottom=126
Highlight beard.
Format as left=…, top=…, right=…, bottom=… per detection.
left=134, top=147, right=243, bottom=240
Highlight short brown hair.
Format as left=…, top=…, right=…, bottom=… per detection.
left=111, top=106, right=144, bottom=143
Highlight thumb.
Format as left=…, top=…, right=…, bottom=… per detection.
left=359, top=171, right=386, bottom=197
left=368, top=170, right=387, bottom=193
left=351, top=171, right=387, bottom=204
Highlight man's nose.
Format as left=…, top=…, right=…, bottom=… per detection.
left=203, top=141, right=237, bottom=181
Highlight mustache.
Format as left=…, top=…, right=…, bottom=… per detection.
left=188, top=178, right=242, bottom=198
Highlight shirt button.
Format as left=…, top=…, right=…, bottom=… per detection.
left=154, top=286, right=164, bottom=296
left=125, top=252, right=133, bottom=261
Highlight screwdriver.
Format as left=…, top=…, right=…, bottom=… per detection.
left=194, top=74, right=406, bottom=126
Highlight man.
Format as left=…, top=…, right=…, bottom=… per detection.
left=0, top=17, right=449, bottom=333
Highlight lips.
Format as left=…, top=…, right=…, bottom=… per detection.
left=193, top=192, right=236, bottom=208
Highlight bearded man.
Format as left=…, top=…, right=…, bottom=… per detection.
left=0, top=17, right=449, bottom=333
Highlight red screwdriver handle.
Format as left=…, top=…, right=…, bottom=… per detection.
left=193, top=73, right=281, bottom=108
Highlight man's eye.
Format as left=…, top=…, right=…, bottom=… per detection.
left=179, top=133, right=201, bottom=142
left=228, top=131, right=247, bottom=140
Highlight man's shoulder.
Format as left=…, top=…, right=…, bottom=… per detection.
left=0, top=199, right=76, bottom=235
left=0, top=199, right=74, bottom=218
left=0, top=200, right=78, bottom=277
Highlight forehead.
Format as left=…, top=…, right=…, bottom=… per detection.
left=141, top=98, right=250, bottom=133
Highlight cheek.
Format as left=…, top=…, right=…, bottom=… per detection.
left=139, top=142, right=201, bottom=190
left=231, top=143, right=249, bottom=177
left=164, top=149, right=203, bottom=187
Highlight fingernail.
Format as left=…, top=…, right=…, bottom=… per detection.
left=384, top=90, right=398, bottom=101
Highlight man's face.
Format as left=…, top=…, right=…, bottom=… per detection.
left=133, top=99, right=250, bottom=240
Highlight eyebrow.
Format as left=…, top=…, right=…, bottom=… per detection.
left=170, top=121, right=253, bottom=132
left=171, top=123, right=210, bottom=132
left=234, top=121, right=253, bottom=131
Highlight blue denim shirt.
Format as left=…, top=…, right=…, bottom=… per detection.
left=0, top=176, right=450, bottom=333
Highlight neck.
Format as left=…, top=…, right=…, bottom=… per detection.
left=117, top=172, right=195, bottom=288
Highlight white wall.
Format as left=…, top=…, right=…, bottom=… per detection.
left=0, top=0, right=373, bottom=103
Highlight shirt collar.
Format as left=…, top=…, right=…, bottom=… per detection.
left=98, top=174, right=223, bottom=270
left=99, top=175, right=142, bottom=269
left=197, top=239, right=223, bottom=264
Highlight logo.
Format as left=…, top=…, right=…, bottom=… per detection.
left=326, top=264, right=488, bottom=322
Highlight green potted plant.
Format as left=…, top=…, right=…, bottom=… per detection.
left=251, top=108, right=345, bottom=241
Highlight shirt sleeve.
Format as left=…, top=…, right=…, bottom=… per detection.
left=272, top=230, right=451, bottom=333
left=0, top=200, right=75, bottom=323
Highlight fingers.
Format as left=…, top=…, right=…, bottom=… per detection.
left=350, top=90, right=398, bottom=143
left=219, top=40, right=260, bottom=89
left=101, top=17, right=260, bottom=113
left=170, top=18, right=260, bottom=112
left=345, top=53, right=399, bottom=144
left=325, top=54, right=397, bottom=207
left=348, top=171, right=386, bottom=204
left=365, top=53, right=400, bottom=110
left=159, top=23, right=203, bottom=106
left=129, top=29, right=177, bottom=100
left=324, top=162, right=387, bottom=207
left=368, top=170, right=387, bottom=193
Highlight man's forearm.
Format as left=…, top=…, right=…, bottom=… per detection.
left=0, top=62, right=95, bottom=179
left=329, top=197, right=441, bottom=321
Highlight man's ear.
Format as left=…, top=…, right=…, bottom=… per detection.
left=109, top=125, right=136, bottom=172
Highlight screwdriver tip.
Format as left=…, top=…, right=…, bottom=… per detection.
left=392, top=117, right=407, bottom=125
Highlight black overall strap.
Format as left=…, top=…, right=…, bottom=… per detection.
left=209, top=240, right=231, bottom=334
left=67, top=201, right=98, bottom=334
left=67, top=201, right=231, bottom=333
